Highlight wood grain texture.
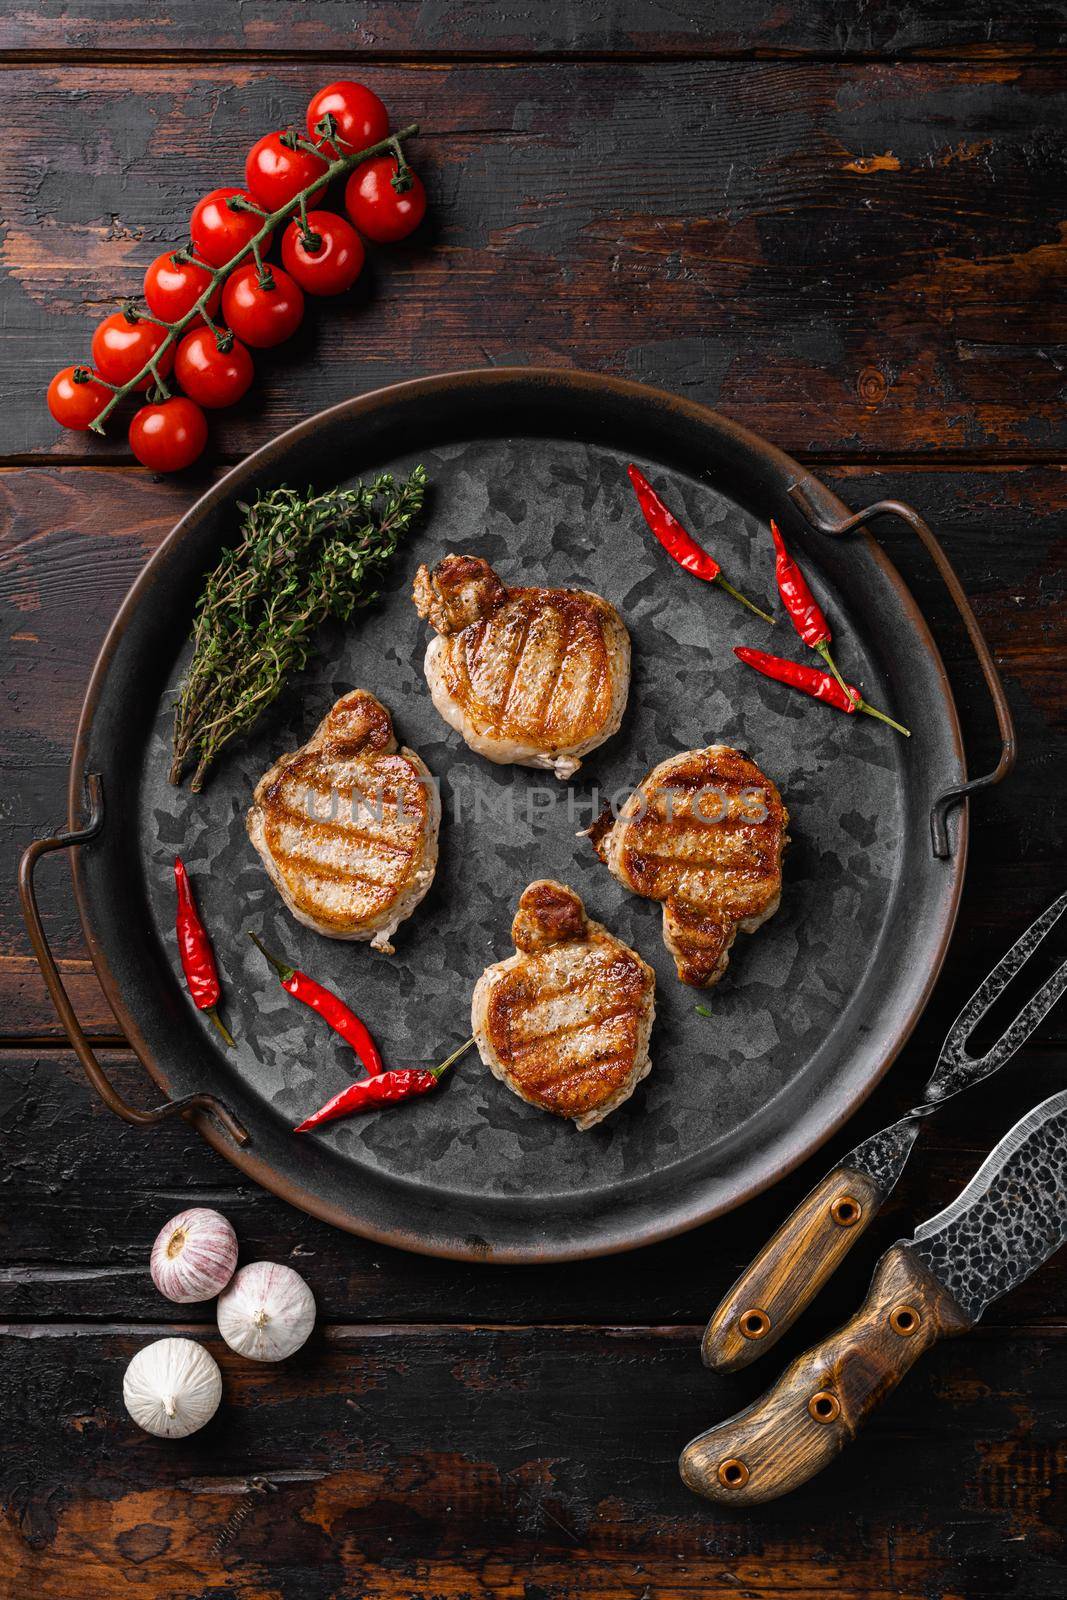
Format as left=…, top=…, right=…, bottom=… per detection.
left=2, top=26, right=1066, bottom=1597
left=4, top=63, right=1067, bottom=460
left=3, top=1045, right=1065, bottom=1327
left=2, top=1317, right=1065, bottom=1598
left=5, top=2, right=1067, bottom=58
left=701, top=1165, right=884, bottom=1372
left=681, top=1243, right=974, bottom=1505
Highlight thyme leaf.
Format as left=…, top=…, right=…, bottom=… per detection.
left=170, top=464, right=427, bottom=791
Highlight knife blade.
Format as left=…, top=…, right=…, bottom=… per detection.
left=702, top=890, right=1067, bottom=1372
left=681, top=1087, right=1067, bottom=1505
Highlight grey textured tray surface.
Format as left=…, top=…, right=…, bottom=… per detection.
left=142, top=437, right=900, bottom=1202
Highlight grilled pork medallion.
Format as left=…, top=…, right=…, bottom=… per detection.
left=472, top=880, right=656, bottom=1130
left=412, top=554, right=630, bottom=779
left=591, top=746, right=788, bottom=988
left=247, top=690, right=440, bottom=952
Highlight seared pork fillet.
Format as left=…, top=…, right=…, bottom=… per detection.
left=247, top=690, right=439, bottom=952
left=471, top=880, right=656, bottom=1130
left=413, top=554, right=630, bottom=779
left=591, top=745, right=788, bottom=988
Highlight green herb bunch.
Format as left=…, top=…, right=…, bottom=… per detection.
left=170, top=465, right=427, bottom=791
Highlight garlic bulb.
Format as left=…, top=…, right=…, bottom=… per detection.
left=217, top=1261, right=315, bottom=1362
left=123, top=1337, right=222, bottom=1439
left=150, top=1207, right=238, bottom=1303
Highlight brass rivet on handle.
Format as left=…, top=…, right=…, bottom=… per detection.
left=808, top=1390, right=841, bottom=1424
left=890, top=1304, right=921, bottom=1336
left=718, top=1458, right=750, bottom=1489
left=739, top=1307, right=771, bottom=1340
left=830, top=1194, right=862, bottom=1227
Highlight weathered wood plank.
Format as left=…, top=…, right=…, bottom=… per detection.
left=4, top=64, right=1067, bottom=460
left=4, top=2, right=1067, bottom=58
left=2, top=1045, right=1064, bottom=1324
left=1, top=1319, right=1064, bottom=1598
left=4, top=462, right=1062, bottom=1037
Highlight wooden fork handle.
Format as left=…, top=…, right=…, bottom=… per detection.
left=702, top=1166, right=883, bottom=1372
left=681, top=1244, right=972, bottom=1506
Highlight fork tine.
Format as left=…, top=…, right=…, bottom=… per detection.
left=943, top=889, right=1067, bottom=1054
left=972, top=955, right=1067, bottom=1075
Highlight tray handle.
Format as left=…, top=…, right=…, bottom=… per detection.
left=788, top=487, right=1016, bottom=859
left=18, top=773, right=249, bottom=1146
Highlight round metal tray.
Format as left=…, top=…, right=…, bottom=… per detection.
left=41, top=370, right=1010, bottom=1260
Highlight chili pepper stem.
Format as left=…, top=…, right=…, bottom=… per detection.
left=814, top=640, right=854, bottom=702
left=430, top=1036, right=476, bottom=1080
left=248, top=930, right=296, bottom=982
left=205, top=1007, right=236, bottom=1048
left=857, top=700, right=912, bottom=738
left=714, top=575, right=776, bottom=626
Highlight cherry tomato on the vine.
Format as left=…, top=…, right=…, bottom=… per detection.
left=190, top=188, right=273, bottom=269
left=222, top=264, right=305, bottom=348
left=344, top=158, right=426, bottom=244
left=129, top=396, right=208, bottom=472
left=175, top=329, right=254, bottom=409
left=47, top=367, right=113, bottom=431
left=91, top=312, right=174, bottom=390
left=143, top=251, right=221, bottom=325
left=281, top=210, right=365, bottom=296
left=306, top=81, right=389, bottom=153
left=245, top=131, right=329, bottom=212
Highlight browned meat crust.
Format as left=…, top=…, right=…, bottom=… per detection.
left=471, top=881, right=656, bottom=1130
left=592, top=746, right=788, bottom=988
left=413, top=554, right=630, bottom=779
left=247, top=690, right=439, bottom=950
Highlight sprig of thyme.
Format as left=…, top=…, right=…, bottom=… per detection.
left=170, top=465, right=427, bottom=790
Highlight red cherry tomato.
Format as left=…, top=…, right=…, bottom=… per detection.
left=91, top=312, right=174, bottom=390
left=221, top=264, right=305, bottom=348
left=129, top=397, right=208, bottom=472
left=47, top=366, right=113, bottom=431
left=281, top=211, right=365, bottom=296
left=190, top=188, right=273, bottom=269
left=245, top=131, right=329, bottom=212
left=344, top=159, right=426, bottom=244
left=143, top=252, right=220, bottom=324
left=305, top=81, right=389, bottom=153
left=175, top=329, right=254, bottom=409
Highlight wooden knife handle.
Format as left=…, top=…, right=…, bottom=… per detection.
left=681, top=1243, right=972, bottom=1506
left=702, top=1166, right=883, bottom=1372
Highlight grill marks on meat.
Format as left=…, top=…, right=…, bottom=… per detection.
left=593, top=746, right=788, bottom=988
left=413, top=554, right=630, bottom=780
left=472, top=881, right=656, bottom=1130
left=247, top=690, right=439, bottom=952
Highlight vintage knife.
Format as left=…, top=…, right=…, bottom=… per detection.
left=702, top=890, right=1067, bottom=1372
left=682, top=1086, right=1067, bottom=1504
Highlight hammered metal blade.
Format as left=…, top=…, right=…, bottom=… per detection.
left=924, top=890, right=1067, bottom=1105
left=841, top=1115, right=923, bottom=1196
left=910, top=1088, right=1067, bottom=1324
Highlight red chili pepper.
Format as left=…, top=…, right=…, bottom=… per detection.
left=770, top=520, right=830, bottom=648
left=734, top=647, right=911, bottom=736
left=249, top=932, right=383, bottom=1075
left=768, top=519, right=859, bottom=703
left=174, top=857, right=235, bottom=1047
left=294, top=1037, right=475, bottom=1132
left=628, top=464, right=775, bottom=624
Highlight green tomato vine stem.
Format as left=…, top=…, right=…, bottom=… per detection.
left=87, top=121, right=419, bottom=436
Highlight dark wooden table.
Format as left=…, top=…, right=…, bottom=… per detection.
left=2, top=8, right=1065, bottom=1597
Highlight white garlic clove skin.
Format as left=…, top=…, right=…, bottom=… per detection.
left=123, top=1337, right=222, bottom=1439
left=150, top=1207, right=238, bottom=1304
left=217, top=1261, right=316, bottom=1362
